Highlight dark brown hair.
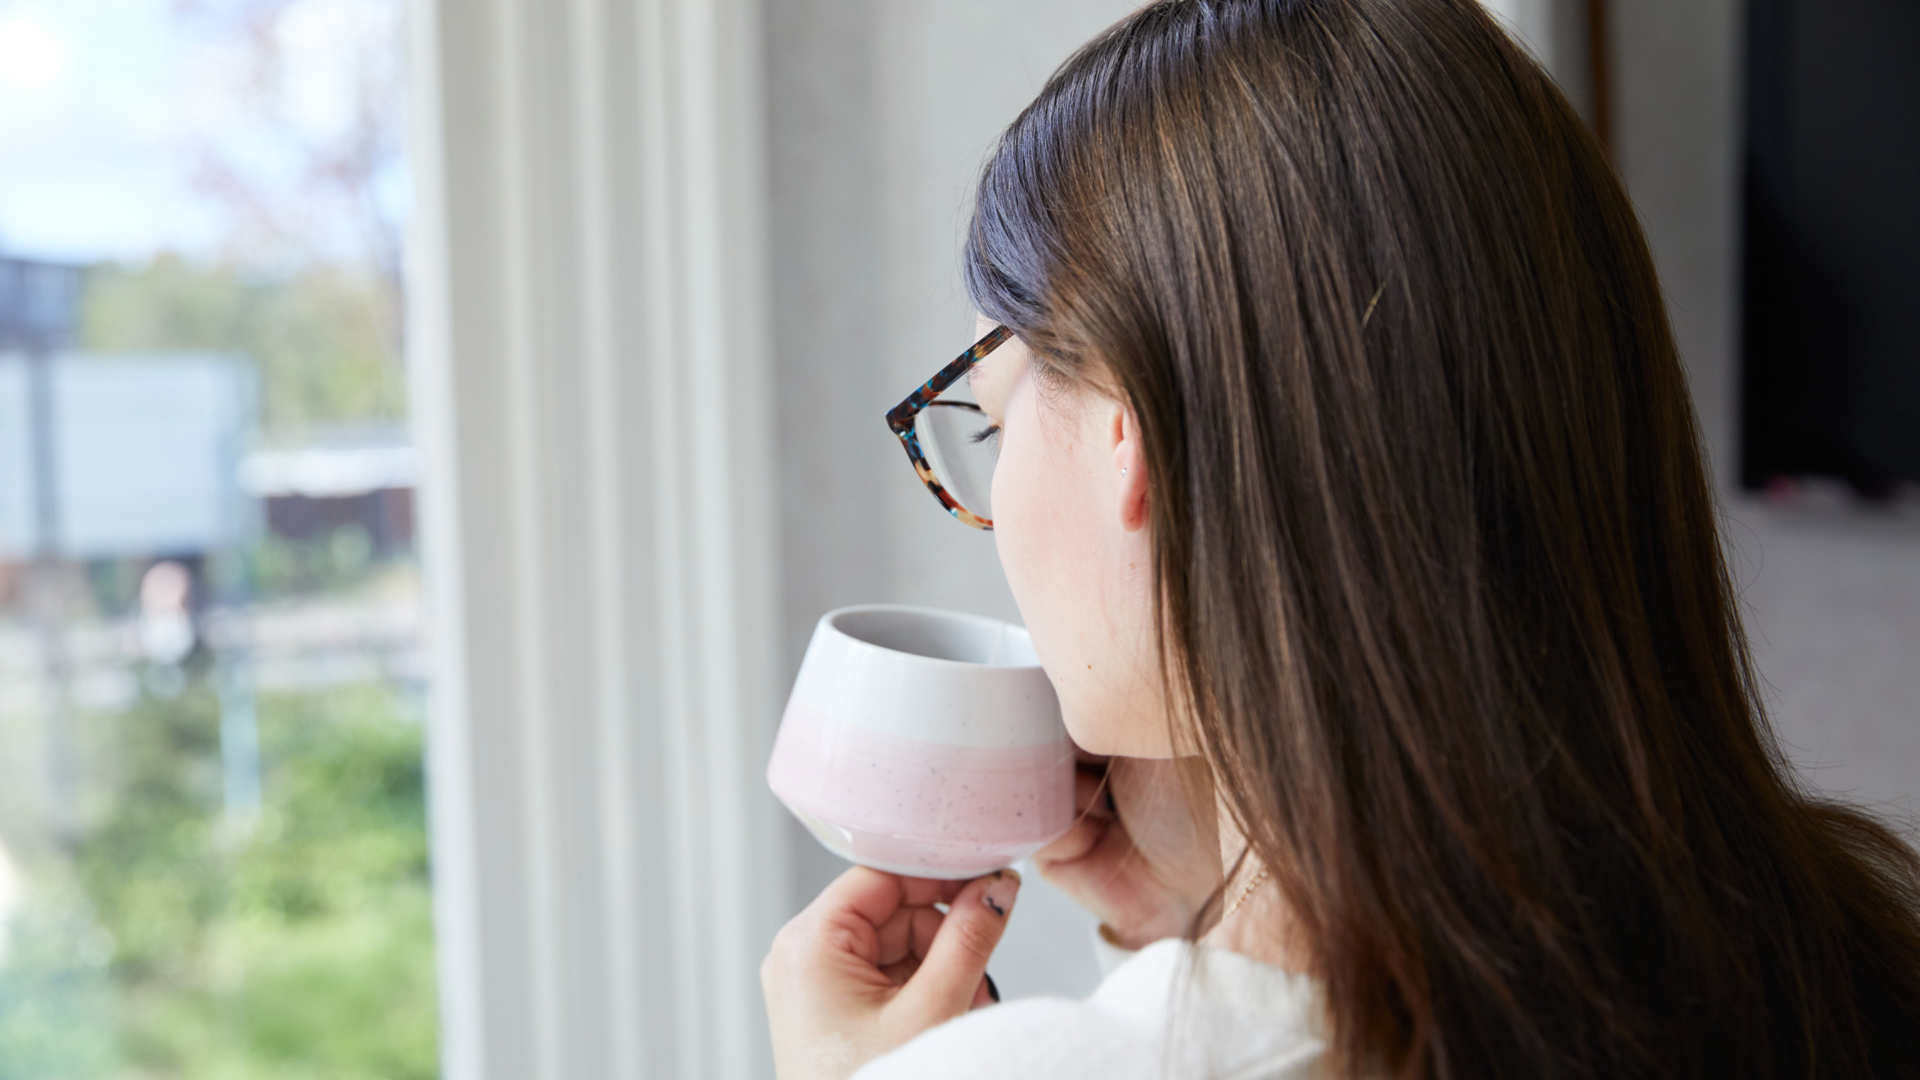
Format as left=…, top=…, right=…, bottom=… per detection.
left=962, top=1, right=1920, bottom=1075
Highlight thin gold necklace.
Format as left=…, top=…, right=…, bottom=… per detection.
left=1223, top=863, right=1270, bottom=919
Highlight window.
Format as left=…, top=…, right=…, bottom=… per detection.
left=0, top=2, right=435, bottom=1075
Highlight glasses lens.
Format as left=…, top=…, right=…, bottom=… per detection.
left=914, top=395, right=1000, bottom=521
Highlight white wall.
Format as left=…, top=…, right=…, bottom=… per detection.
left=1482, top=0, right=1594, bottom=121
left=1608, top=0, right=1741, bottom=478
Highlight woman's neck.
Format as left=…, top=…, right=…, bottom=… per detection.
left=1200, top=795, right=1308, bottom=973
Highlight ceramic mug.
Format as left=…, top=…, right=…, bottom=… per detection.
left=765, top=603, right=1075, bottom=879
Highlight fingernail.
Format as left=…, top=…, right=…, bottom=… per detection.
left=985, top=972, right=1000, bottom=1002
left=983, top=868, right=1020, bottom=917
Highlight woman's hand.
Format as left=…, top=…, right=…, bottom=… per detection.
left=761, top=865, right=1020, bottom=1080
left=1032, top=752, right=1219, bottom=948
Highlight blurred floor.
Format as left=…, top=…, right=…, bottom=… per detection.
left=1728, top=493, right=1920, bottom=823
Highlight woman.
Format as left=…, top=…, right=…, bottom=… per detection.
left=759, top=0, right=1920, bottom=1076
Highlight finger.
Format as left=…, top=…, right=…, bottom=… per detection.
left=875, top=906, right=915, bottom=967
left=878, top=904, right=946, bottom=969
left=1076, top=766, right=1117, bottom=820
left=1033, top=805, right=1109, bottom=866
left=881, top=957, right=920, bottom=986
left=969, top=972, right=999, bottom=1009
left=802, top=866, right=960, bottom=934
left=1034, top=782, right=1114, bottom=865
left=898, top=869, right=1020, bottom=1019
left=1046, top=829, right=1183, bottom=940
left=908, top=905, right=943, bottom=961
left=796, top=867, right=961, bottom=970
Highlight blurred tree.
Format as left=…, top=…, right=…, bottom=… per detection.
left=76, top=0, right=413, bottom=441
left=1, top=2, right=430, bottom=1074
left=170, top=0, right=405, bottom=286
left=77, top=256, right=404, bottom=439
left=0, top=680, right=437, bottom=1078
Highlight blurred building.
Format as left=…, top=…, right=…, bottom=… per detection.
left=0, top=350, right=258, bottom=566
left=0, top=256, right=86, bottom=350
left=2, top=254, right=417, bottom=573
left=240, top=427, right=417, bottom=557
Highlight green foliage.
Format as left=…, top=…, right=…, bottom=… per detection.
left=0, top=878, right=119, bottom=1080
left=77, top=255, right=406, bottom=440
left=248, top=525, right=381, bottom=601
left=0, top=679, right=438, bottom=1078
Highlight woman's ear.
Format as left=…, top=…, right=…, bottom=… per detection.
left=1112, top=403, right=1148, bottom=533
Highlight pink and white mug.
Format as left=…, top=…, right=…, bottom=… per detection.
left=766, top=603, right=1075, bottom=879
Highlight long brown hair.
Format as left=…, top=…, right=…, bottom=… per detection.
left=962, top=1, right=1920, bottom=1075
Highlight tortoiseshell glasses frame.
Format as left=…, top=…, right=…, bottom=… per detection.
left=885, top=323, right=1015, bottom=531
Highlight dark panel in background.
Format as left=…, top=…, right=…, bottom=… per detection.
left=1740, top=0, right=1920, bottom=493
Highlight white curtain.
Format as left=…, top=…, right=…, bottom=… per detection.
left=406, top=0, right=787, bottom=1076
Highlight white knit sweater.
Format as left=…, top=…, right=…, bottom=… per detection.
left=852, top=923, right=1330, bottom=1079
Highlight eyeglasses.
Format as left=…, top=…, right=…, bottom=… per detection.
left=885, top=323, right=1014, bottom=530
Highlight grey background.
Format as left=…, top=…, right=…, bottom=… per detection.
left=761, top=0, right=1920, bottom=1001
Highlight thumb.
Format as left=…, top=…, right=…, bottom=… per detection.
left=902, top=868, right=1020, bottom=1017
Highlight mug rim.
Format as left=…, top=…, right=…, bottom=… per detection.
left=820, top=603, right=1043, bottom=672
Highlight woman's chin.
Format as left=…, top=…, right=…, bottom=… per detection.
left=1060, top=706, right=1176, bottom=760
left=1058, top=707, right=1114, bottom=756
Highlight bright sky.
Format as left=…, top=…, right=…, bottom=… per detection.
left=0, top=0, right=403, bottom=265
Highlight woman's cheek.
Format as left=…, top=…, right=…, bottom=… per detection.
left=990, top=440, right=1033, bottom=604
left=991, top=423, right=1056, bottom=632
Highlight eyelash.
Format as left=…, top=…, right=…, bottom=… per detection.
left=970, top=423, right=1002, bottom=445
